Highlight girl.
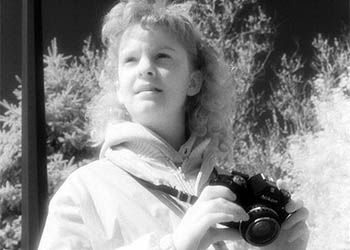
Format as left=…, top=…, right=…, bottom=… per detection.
left=38, top=1, right=309, bottom=250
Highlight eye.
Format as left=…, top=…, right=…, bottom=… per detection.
left=156, top=53, right=172, bottom=60
left=124, top=56, right=137, bottom=63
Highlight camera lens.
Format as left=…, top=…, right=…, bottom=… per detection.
left=245, top=217, right=280, bottom=246
left=240, top=206, right=281, bottom=246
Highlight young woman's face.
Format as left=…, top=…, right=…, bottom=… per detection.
left=117, top=24, right=198, bottom=127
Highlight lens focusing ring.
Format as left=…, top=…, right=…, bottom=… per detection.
left=240, top=206, right=281, bottom=246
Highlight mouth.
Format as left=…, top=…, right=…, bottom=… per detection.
left=136, top=86, right=162, bottom=94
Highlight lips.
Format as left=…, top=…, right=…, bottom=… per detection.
left=135, top=85, right=162, bottom=94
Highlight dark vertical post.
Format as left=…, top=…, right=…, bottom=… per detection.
left=0, top=0, right=3, bottom=102
left=22, top=0, right=48, bottom=249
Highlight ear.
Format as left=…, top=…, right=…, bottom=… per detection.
left=187, top=71, right=203, bottom=96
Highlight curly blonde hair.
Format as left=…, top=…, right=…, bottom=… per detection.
left=88, top=0, right=236, bottom=165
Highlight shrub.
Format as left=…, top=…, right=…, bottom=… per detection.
left=0, top=86, right=22, bottom=250
left=281, top=36, right=350, bottom=250
left=44, top=38, right=102, bottom=161
left=0, top=37, right=103, bottom=250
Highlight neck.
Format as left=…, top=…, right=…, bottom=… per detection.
left=140, top=114, right=187, bottom=151
left=157, top=123, right=186, bottom=151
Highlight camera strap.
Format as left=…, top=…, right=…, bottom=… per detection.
left=125, top=170, right=231, bottom=250
left=129, top=173, right=198, bottom=205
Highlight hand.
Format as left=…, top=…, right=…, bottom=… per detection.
left=172, top=185, right=249, bottom=250
left=261, top=181, right=310, bottom=250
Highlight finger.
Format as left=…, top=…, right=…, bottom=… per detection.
left=276, top=179, right=289, bottom=190
left=198, top=213, right=238, bottom=229
left=282, top=207, right=309, bottom=230
left=198, top=185, right=236, bottom=202
left=286, top=221, right=310, bottom=243
left=285, top=198, right=304, bottom=213
left=199, top=198, right=249, bottom=223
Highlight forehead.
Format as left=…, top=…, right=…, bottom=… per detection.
left=118, top=24, right=187, bottom=53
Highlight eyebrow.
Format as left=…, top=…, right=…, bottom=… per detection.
left=159, top=46, right=176, bottom=52
left=119, top=45, right=176, bottom=57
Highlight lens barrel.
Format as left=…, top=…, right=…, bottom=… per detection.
left=240, top=206, right=281, bottom=246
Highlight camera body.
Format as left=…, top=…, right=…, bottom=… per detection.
left=209, top=170, right=291, bottom=246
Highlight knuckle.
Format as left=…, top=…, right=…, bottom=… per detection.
left=222, top=187, right=235, bottom=197
left=204, top=198, right=229, bottom=212
left=302, top=207, right=310, bottom=217
left=298, top=207, right=310, bottom=221
left=200, top=200, right=216, bottom=213
left=206, top=200, right=221, bottom=211
left=294, top=221, right=308, bottom=232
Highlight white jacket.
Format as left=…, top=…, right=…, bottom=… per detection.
left=38, top=122, right=243, bottom=250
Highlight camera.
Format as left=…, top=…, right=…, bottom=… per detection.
left=209, top=170, right=291, bottom=246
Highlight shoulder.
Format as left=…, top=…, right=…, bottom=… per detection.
left=50, top=158, right=133, bottom=205
left=60, top=159, right=117, bottom=187
left=68, top=158, right=123, bottom=180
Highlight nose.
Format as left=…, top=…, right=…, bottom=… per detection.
left=138, top=56, right=156, bottom=78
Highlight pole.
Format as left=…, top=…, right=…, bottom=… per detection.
left=21, top=0, right=48, bottom=249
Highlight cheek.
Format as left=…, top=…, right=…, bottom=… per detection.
left=118, top=68, right=133, bottom=91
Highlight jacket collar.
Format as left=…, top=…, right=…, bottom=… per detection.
left=100, top=122, right=205, bottom=167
